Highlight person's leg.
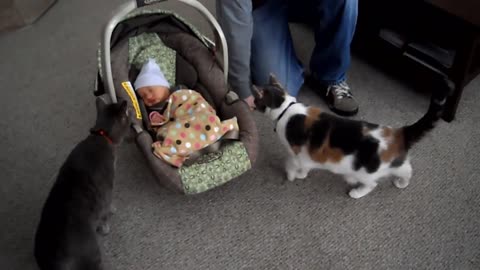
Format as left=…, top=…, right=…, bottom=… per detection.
left=216, top=0, right=254, bottom=100
left=307, top=0, right=359, bottom=116
left=310, top=0, right=357, bottom=84
left=251, top=0, right=304, bottom=96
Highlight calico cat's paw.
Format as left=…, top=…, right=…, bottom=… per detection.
left=296, top=169, right=309, bottom=179
left=393, top=178, right=409, bottom=189
left=286, top=168, right=309, bottom=181
left=348, top=189, right=364, bottom=199
left=348, top=184, right=376, bottom=199
left=287, top=170, right=296, bottom=181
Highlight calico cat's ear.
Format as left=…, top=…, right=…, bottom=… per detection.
left=252, top=85, right=263, bottom=99
left=269, top=73, right=283, bottom=88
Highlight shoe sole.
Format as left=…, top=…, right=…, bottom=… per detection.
left=328, top=104, right=359, bottom=117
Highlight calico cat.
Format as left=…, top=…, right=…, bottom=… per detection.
left=253, top=74, right=452, bottom=199
left=34, top=98, right=131, bottom=270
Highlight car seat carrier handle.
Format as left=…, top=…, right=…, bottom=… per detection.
left=101, top=0, right=229, bottom=103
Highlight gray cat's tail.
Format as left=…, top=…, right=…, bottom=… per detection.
left=35, top=258, right=102, bottom=270
left=402, top=77, right=453, bottom=150
left=74, top=258, right=103, bottom=270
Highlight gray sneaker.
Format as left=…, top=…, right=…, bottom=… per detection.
left=325, top=81, right=359, bottom=116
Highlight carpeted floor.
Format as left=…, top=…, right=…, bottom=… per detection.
left=0, top=1, right=479, bottom=269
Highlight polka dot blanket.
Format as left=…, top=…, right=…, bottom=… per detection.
left=151, top=89, right=239, bottom=167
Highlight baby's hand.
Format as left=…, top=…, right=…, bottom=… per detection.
left=149, top=111, right=166, bottom=126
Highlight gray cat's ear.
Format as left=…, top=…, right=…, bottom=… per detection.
left=119, top=100, right=128, bottom=113
left=269, top=73, right=282, bottom=87
left=96, top=97, right=108, bottom=112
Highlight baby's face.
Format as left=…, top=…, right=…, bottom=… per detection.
left=137, top=86, right=170, bottom=107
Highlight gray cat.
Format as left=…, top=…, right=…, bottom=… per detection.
left=34, top=98, right=131, bottom=270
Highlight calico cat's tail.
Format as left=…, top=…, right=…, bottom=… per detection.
left=402, top=77, right=453, bottom=150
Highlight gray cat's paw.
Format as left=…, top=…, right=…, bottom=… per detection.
left=97, top=223, right=110, bottom=235
left=110, top=205, right=117, bottom=214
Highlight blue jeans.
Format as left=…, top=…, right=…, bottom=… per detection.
left=251, top=0, right=358, bottom=96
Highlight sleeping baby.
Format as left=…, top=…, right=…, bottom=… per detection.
left=134, top=58, right=239, bottom=167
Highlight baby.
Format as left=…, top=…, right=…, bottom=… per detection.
left=134, top=58, right=173, bottom=124
left=134, top=58, right=239, bottom=168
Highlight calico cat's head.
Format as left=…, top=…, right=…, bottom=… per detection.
left=252, top=74, right=296, bottom=119
left=92, top=98, right=131, bottom=144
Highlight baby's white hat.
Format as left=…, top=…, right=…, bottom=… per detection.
left=134, top=58, right=170, bottom=90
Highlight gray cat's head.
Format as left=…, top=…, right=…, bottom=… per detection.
left=92, top=98, right=131, bottom=144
